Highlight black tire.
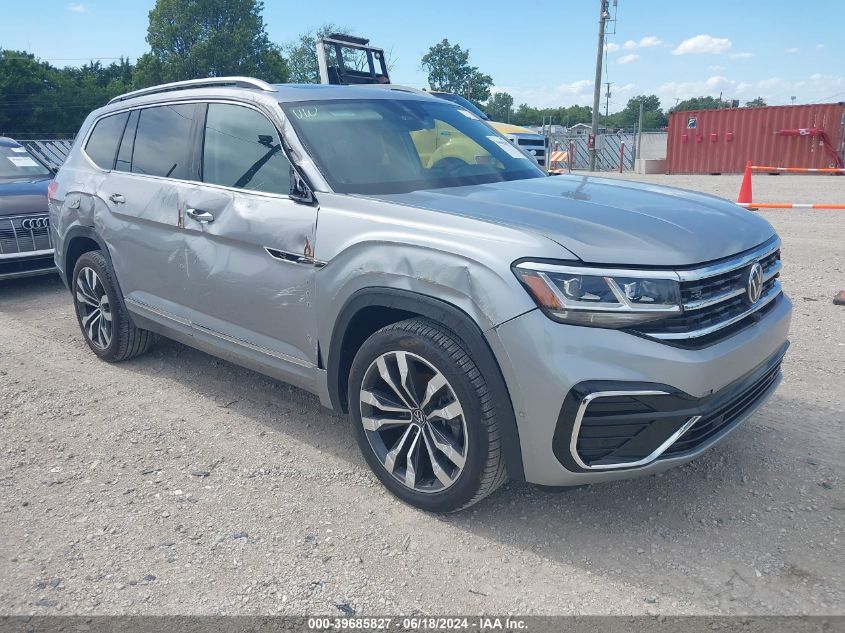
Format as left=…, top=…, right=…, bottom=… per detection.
left=71, top=250, right=154, bottom=362
left=348, top=317, right=507, bottom=512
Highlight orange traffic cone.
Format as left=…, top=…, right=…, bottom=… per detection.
left=737, top=160, right=753, bottom=205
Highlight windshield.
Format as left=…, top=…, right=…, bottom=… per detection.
left=0, top=145, right=52, bottom=180
left=282, top=99, right=544, bottom=195
left=431, top=93, right=490, bottom=120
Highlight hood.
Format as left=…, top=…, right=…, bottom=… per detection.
left=367, top=175, right=776, bottom=266
left=0, top=178, right=50, bottom=217
left=489, top=122, right=540, bottom=136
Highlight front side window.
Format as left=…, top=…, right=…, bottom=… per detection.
left=131, top=104, right=197, bottom=179
left=85, top=112, right=129, bottom=170
left=282, top=98, right=544, bottom=195
left=202, top=104, right=291, bottom=195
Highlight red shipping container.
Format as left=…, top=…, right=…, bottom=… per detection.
left=666, top=103, right=845, bottom=174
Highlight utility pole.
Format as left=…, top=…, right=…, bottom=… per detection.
left=635, top=99, right=644, bottom=167
left=589, top=0, right=610, bottom=171
left=604, top=82, right=613, bottom=118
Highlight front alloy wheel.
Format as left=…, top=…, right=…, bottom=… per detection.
left=348, top=318, right=507, bottom=512
left=360, top=350, right=468, bottom=493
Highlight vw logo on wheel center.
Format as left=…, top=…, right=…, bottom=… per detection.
left=21, top=217, right=49, bottom=230
left=746, top=262, right=764, bottom=304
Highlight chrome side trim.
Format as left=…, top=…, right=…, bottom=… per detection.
left=125, top=297, right=192, bottom=327
left=264, top=247, right=326, bottom=268
left=570, top=389, right=702, bottom=470
left=126, top=297, right=315, bottom=369
left=0, top=248, right=54, bottom=261
left=192, top=323, right=314, bottom=369
left=652, top=280, right=782, bottom=340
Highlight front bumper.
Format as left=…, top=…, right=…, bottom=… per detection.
left=488, top=292, right=792, bottom=486
left=0, top=249, right=57, bottom=281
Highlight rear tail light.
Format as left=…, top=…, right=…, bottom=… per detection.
left=47, top=180, right=58, bottom=201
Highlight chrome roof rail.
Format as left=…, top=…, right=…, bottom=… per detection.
left=108, top=77, right=276, bottom=104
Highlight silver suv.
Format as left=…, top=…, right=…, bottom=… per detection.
left=50, top=77, right=791, bottom=512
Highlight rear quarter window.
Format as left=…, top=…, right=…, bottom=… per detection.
left=85, top=112, right=129, bottom=170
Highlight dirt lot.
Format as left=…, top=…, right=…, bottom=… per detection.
left=0, top=173, right=843, bottom=616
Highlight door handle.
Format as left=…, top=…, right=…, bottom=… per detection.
left=109, top=193, right=125, bottom=204
left=186, top=208, right=214, bottom=223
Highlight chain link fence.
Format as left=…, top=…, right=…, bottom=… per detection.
left=546, top=131, right=667, bottom=172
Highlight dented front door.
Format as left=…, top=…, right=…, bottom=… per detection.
left=183, top=187, right=319, bottom=367
left=183, top=102, right=319, bottom=368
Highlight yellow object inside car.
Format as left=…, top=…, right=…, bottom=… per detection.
left=411, top=120, right=500, bottom=169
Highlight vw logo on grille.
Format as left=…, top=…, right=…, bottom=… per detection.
left=21, top=217, right=49, bottom=230
left=746, top=262, right=764, bottom=304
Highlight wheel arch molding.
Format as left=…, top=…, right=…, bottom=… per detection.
left=327, top=286, right=525, bottom=481
left=62, top=226, right=131, bottom=316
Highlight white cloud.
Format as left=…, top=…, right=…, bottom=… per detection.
left=493, top=80, right=640, bottom=109
left=785, top=47, right=799, bottom=53
left=729, top=52, right=755, bottom=59
left=622, top=36, right=662, bottom=51
left=618, top=54, right=640, bottom=65
left=637, top=36, right=662, bottom=48
left=604, top=42, right=620, bottom=54
left=672, top=34, right=732, bottom=55
left=816, top=43, right=825, bottom=49
left=68, top=2, right=87, bottom=12
left=708, top=65, right=726, bottom=71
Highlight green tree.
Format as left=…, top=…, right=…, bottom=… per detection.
left=670, top=96, right=727, bottom=113
left=486, top=92, right=513, bottom=122
left=0, top=51, right=137, bottom=135
left=607, top=94, right=667, bottom=130
left=139, top=0, right=288, bottom=87
left=420, top=39, right=493, bottom=102
left=0, top=50, right=53, bottom=134
left=745, top=96, right=767, bottom=107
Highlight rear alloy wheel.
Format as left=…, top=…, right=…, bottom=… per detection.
left=72, top=251, right=154, bottom=362
left=349, top=318, right=507, bottom=512
left=75, top=266, right=113, bottom=350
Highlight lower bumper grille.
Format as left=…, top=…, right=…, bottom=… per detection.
left=0, top=254, right=56, bottom=279
left=661, top=359, right=782, bottom=457
left=552, top=344, right=787, bottom=471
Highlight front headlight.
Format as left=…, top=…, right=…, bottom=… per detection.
left=513, top=262, right=682, bottom=328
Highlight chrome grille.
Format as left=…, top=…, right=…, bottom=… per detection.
left=0, top=215, right=53, bottom=257
left=633, top=240, right=783, bottom=346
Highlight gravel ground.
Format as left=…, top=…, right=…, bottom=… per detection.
left=0, top=173, right=843, bottom=616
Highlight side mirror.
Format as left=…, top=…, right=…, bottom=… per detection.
left=289, top=168, right=315, bottom=205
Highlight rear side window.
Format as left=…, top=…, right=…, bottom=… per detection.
left=132, top=104, right=197, bottom=179
left=202, top=103, right=291, bottom=195
left=85, top=112, right=129, bottom=170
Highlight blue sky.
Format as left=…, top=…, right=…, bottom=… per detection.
left=1, top=0, right=843, bottom=110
